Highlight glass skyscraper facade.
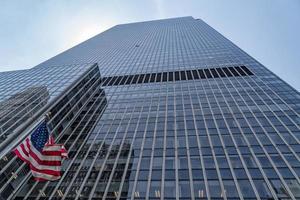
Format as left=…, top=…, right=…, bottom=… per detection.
left=0, top=16, right=299, bottom=200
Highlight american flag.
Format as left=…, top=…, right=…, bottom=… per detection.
left=13, top=121, right=67, bottom=181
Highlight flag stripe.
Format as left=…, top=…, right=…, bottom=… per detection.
left=32, top=171, right=61, bottom=181
left=43, top=145, right=65, bottom=151
left=13, top=121, right=68, bottom=181
left=20, top=143, right=29, bottom=157
left=24, top=138, right=30, bottom=154
left=29, top=164, right=61, bottom=176
left=29, top=142, right=62, bottom=160
left=29, top=154, right=62, bottom=167
left=13, top=148, right=29, bottom=164
left=32, top=148, right=64, bottom=157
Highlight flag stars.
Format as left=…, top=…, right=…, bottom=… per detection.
left=30, top=122, right=49, bottom=152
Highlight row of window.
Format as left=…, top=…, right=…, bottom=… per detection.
left=101, top=66, right=254, bottom=86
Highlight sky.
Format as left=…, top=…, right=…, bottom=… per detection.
left=0, top=0, right=299, bottom=91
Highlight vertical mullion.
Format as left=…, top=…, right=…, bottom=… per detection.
left=47, top=89, right=109, bottom=199
left=231, top=67, right=300, bottom=197
left=74, top=83, right=134, bottom=199
left=129, top=87, right=156, bottom=200
left=144, top=83, right=164, bottom=200
left=190, top=77, right=228, bottom=199
left=102, top=84, right=149, bottom=199
left=114, top=86, right=155, bottom=200
left=35, top=80, right=105, bottom=199
left=59, top=75, right=129, bottom=199
left=179, top=85, right=195, bottom=200
left=218, top=68, right=295, bottom=199
left=5, top=69, right=102, bottom=199
left=190, top=69, right=211, bottom=199
left=23, top=70, right=103, bottom=199
left=213, top=68, right=278, bottom=199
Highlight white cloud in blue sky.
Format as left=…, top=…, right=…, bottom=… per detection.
left=0, top=0, right=299, bottom=90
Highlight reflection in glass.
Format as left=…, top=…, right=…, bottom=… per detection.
left=0, top=86, right=49, bottom=143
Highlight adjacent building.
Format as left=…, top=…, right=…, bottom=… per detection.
left=0, top=16, right=299, bottom=200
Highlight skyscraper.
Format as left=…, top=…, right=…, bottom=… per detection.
left=0, top=16, right=299, bottom=199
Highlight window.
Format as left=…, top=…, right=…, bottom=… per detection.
left=208, top=180, right=222, bottom=198
left=223, top=180, right=239, bottom=198
left=238, top=180, right=256, bottom=198
left=179, top=181, right=191, bottom=198
left=270, top=180, right=290, bottom=198
left=101, top=66, right=254, bottom=86
left=194, top=181, right=206, bottom=198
